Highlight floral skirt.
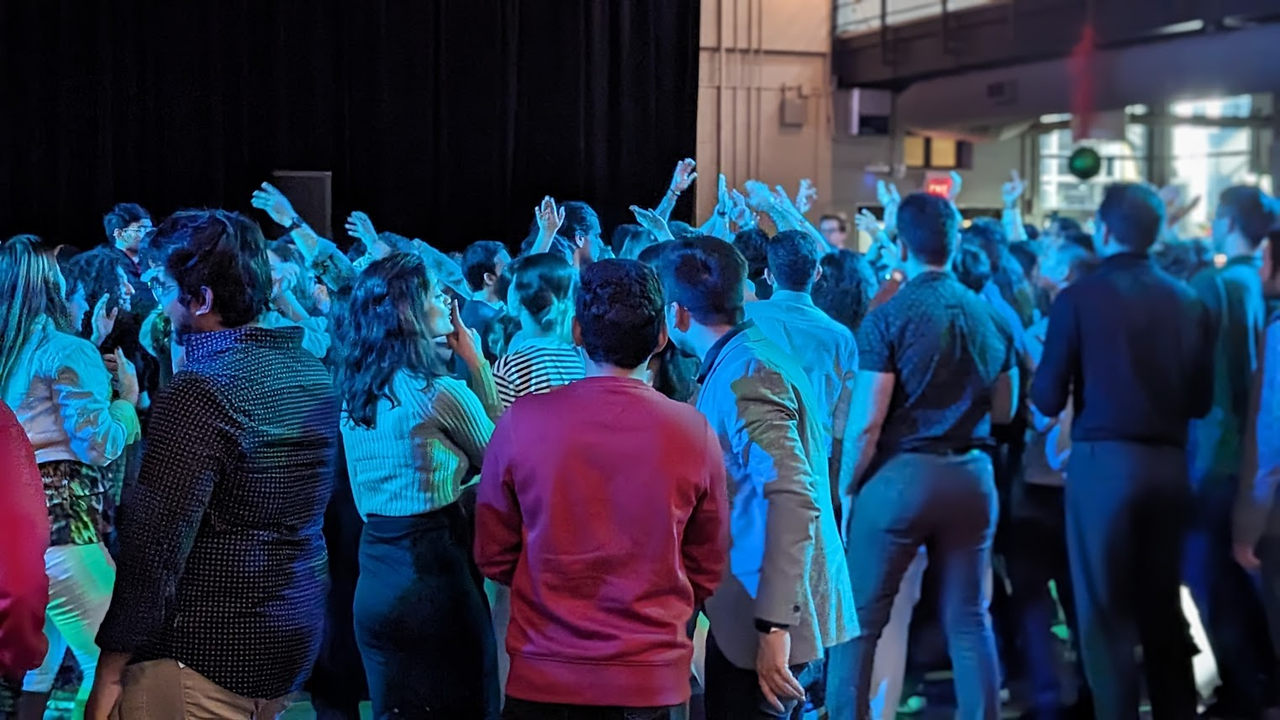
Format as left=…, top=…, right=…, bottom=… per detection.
left=39, top=460, right=109, bottom=547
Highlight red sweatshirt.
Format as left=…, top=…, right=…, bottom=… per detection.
left=476, top=376, right=728, bottom=708
left=0, top=402, right=50, bottom=680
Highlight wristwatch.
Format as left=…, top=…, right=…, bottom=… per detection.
left=754, top=619, right=790, bottom=634
left=283, top=217, right=306, bottom=233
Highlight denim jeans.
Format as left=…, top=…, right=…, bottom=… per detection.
left=827, top=451, right=1000, bottom=720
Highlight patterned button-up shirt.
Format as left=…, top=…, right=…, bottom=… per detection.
left=97, top=326, right=339, bottom=700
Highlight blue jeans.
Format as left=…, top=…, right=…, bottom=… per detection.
left=827, top=451, right=1000, bottom=720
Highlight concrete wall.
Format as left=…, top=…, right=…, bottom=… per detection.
left=695, top=0, right=834, bottom=223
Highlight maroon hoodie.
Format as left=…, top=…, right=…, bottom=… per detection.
left=0, top=402, right=49, bottom=680
left=475, top=376, right=728, bottom=708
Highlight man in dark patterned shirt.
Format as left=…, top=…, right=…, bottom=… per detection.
left=826, top=193, right=1017, bottom=720
left=87, top=210, right=339, bottom=719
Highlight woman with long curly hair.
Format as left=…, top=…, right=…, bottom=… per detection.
left=0, top=235, right=139, bottom=719
left=331, top=252, right=499, bottom=719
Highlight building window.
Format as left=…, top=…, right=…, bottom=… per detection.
left=1037, top=121, right=1148, bottom=213
left=1167, top=95, right=1268, bottom=229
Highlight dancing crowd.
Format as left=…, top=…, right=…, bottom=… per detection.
left=2, top=156, right=1280, bottom=720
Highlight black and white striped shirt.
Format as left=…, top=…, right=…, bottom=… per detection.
left=493, top=338, right=586, bottom=411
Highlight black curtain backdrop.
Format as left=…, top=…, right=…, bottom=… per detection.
left=0, top=1, right=700, bottom=251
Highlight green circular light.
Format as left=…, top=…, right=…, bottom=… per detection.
left=1068, top=147, right=1102, bottom=180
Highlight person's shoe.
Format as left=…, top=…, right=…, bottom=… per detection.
left=896, top=694, right=927, bottom=715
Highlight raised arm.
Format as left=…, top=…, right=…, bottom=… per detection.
left=656, top=158, right=698, bottom=222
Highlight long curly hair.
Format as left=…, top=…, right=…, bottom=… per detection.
left=332, top=253, right=444, bottom=429
left=0, top=235, right=74, bottom=397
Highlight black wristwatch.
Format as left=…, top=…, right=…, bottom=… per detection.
left=754, top=619, right=790, bottom=634
left=283, top=217, right=306, bottom=233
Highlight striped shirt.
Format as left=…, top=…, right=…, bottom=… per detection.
left=493, top=338, right=586, bottom=411
left=342, top=372, right=494, bottom=519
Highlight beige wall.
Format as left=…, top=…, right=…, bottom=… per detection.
left=696, top=0, right=833, bottom=224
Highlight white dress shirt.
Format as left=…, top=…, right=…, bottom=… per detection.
left=745, top=289, right=858, bottom=455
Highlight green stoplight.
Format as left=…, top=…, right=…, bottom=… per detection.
left=1068, top=147, right=1102, bottom=180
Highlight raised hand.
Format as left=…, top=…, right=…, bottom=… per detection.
left=106, top=347, right=140, bottom=407
left=344, top=211, right=379, bottom=248
left=877, top=180, right=902, bottom=232
left=716, top=174, right=732, bottom=214
left=534, top=196, right=565, bottom=237
left=854, top=208, right=882, bottom=236
left=796, top=178, right=818, bottom=214
left=630, top=205, right=674, bottom=242
left=446, top=298, right=483, bottom=367
left=729, top=189, right=755, bottom=228
left=773, top=184, right=796, bottom=208
left=1001, top=170, right=1025, bottom=208
left=743, top=180, right=775, bottom=212
left=670, top=158, right=698, bottom=194
left=90, top=294, right=119, bottom=348
left=250, top=182, right=299, bottom=228
left=948, top=170, right=965, bottom=203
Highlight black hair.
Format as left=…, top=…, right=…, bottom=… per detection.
left=656, top=236, right=747, bottom=326
left=332, top=253, right=444, bottom=428
left=733, top=228, right=771, bottom=300
left=1008, top=242, right=1040, bottom=280
left=637, top=241, right=669, bottom=268
left=1049, top=215, right=1083, bottom=236
left=1097, top=183, right=1165, bottom=252
left=963, top=217, right=1036, bottom=327
left=575, top=259, right=665, bottom=370
left=508, top=252, right=575, bottom=332
left=1022, top=223, right=1041, bottom=241
left=896, top=192, right=958, bottom=266
left=670, top=221, right=697, bottom=239
left=1153, top=240, right=1214, bottom=281
left=145, top=210, right=272, bottom=328
left=559, top=201, right=601, bottom=242
left=818, top=214, right=849, bottom=232
left=766, top=230, right=821, bottom=292
left=812, top=249, right=877, bottom=333
left=1061, top=229, right=1095, bottom=255
left=103, top=203, right=151, bottom=242
left=612, top=224, right=655, bottom=259
left=1217, top=186, right=1278, bottom=248
left=461, top=240, right=508, bottom=292
left=954, top=242, right=993, bottom=293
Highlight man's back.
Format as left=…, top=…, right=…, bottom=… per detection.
left=1032, top=252, right=1214, bottom=446
left=858, top=271, right=1015, bottom=455
left=99, top=326, right=338, bottom=699
left=746, top=290, right=857, bottom=453
left=476, top=375, right=727, bottom=707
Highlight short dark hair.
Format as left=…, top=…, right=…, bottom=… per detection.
left=146, top=210, right=272, bottom=328
left=1098, top=183, right=1165, bottom=252
left=896, top=193, right=958, bottom=266
left=461, top=240, right=508, bottom=292
left=733, top=228, right=771, bottom=299
left=766, top=230, right=821, bottom=292
left=1061, top=229, right=1095, bottom=255
left=812, top=249, right=877, bottom=333
left=611, top=224, right=652, bottom=258
left=657, top=236, right=747, bottom=326
left=1051, top=215, right=1083, bottom=235
left=1217, top=186, right=1278, bottom=248
left=1008, top=242, right=1040, bottom=280
left=575, top=259, right=664, bottom=369
left=818, top=214, right=848, bottom=232
left=954, top=242, right=992, bottom=292
left=103, top=203, right=150, bottom=241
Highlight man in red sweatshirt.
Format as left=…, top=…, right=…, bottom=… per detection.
left=476, top=259, right=729, bottom=720
left=0, top=402, right=50, bottom=684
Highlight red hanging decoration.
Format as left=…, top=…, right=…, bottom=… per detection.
left=1068, top=23, right=1096, bottom=142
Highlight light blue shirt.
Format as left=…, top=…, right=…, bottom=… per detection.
left=745, top=290, right=858, bottom=454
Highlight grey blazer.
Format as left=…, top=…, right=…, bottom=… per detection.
left=695, top=324, right=857, bottom=670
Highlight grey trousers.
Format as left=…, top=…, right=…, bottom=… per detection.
left=827, top=450, right=1000, bottom=720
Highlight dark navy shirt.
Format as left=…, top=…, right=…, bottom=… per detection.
left=857, top=271, right=1016, bottom=456
left=1031, top=252, right=1215, bottom=447
left=97, top=326, right=339, bottom=699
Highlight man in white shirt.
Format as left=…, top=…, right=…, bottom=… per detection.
left=745, top=230, right=857, bottom=511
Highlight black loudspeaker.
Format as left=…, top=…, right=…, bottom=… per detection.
left=270, top=170, right=333, bottom=240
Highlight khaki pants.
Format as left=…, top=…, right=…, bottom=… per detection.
left=111, top=659, right=293, bottom=719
